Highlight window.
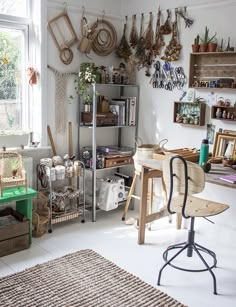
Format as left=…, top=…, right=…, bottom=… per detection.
left=0, top=0, right=29, bottom=133
left=0, top=0, right=28, bottom=18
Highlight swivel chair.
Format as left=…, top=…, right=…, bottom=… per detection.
left=157, top=155, right=229, bottom=294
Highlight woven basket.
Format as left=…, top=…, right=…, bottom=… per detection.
left=133, top=138, right=168, bottom=172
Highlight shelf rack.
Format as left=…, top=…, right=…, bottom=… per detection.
left=78, top=83, right=139, bottom=222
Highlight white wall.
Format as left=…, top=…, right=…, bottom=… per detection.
left=46, top=0, right=123, bottom=158
left=121, top=0, right=236, bottom=153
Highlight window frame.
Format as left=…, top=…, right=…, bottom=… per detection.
left=0, top=14, right=30, bottom=132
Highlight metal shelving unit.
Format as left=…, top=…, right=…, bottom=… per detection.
left=78, top=83, right=139, bottom=222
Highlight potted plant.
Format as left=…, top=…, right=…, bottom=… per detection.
left=199, top=27, right=216, bottom=52
left=78, top=62, right=97, bottom=112
left=192, top=35, right=200, bottom=53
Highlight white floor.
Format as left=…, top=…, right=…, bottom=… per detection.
left=0, top=207, right=236, bottom=307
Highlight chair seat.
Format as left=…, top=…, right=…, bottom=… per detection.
left=171, top=194, right=229, bottom=217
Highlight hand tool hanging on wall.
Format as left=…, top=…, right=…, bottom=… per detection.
left=176, top=7, right=194, bottom=28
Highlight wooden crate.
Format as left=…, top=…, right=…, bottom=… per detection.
left=0, top=207, right=30, bottom=257
left=153, top=148, right=200, bottom=163
left=105, top=156, right=133, bottom=168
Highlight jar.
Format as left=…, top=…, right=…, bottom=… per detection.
left=216, top=108, right=222, bottom=118
left=194, top=116, right=199, bottom=125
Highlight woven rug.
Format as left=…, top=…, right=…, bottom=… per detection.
left=0, top=249, right=186, bottom=307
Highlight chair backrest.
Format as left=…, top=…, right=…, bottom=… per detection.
left=163, top=155, right=205, bottom=217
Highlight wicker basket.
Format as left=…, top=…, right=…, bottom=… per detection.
left=0, top=152, right=27, bottom=196
left=32, top=192, right=50, bottom=237
left=133, top=138, right=168, bottom=172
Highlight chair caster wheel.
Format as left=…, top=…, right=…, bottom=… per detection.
left=48, top=229, right=52, bottom=233
left=122, top=217, right=125, bottom=221
left=81, top=219, right=85, bottom=223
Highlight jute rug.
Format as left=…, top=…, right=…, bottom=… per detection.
left=0, top=249, right=186, bottom=307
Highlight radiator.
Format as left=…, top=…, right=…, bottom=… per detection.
left=23, top=157, right=33, bottom=188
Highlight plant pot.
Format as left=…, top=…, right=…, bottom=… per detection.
left=192, top=44, right=199, bottom=53
left=84, top=104, right=91, bottom=113
left=199, top=43, right=208, bottom=52
left=208, top=42, right=217, bottom=52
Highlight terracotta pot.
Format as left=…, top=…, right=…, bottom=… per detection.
left=192, top=44, right=199, bottom=53
left=199, top=43, right=208, bottom=52
left=208, top=42, right=217, bottom=52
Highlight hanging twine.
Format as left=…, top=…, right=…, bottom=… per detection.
left=48, top=66, right=76, bottom=134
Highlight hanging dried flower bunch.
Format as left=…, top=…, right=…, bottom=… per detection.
left=152, top=7, right=165, bottom=57
left=161, top=9, right=182, bottom=61
left=116, top=18, right=132, bottom=61
left=160, top=9, right=172, bottom=35
left=135, top=14, right=146, bottom=69
left=144, top=12, right=154, bottom=50
left=129, top=15, right=139, bottom=48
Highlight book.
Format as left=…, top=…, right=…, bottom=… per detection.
left=121, top=96, right=137, bottom=126
left=218, top=174, right=236, bottom=184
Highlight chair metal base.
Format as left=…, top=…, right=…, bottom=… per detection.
left=157, top=218, right=218, bottom=295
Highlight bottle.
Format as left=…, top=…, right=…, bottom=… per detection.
left=199, top=139, right=209, bottom=166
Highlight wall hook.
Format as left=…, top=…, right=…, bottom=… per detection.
left=82, top=6, right=85, bottom=18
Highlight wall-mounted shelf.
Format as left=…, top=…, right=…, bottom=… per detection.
left=189, top=52, right=236, bottom=89
left=173, top=101, right=206, bottom=126
left=211, top=105, right=236, bottom=121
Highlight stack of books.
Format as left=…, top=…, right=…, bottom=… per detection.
left=109, top=97, right=137, bottom=126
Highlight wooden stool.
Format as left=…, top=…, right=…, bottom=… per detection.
left=121, top=170, right=155, bottom=221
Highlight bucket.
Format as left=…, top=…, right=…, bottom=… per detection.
left=133, top=137, right=168, bottom=172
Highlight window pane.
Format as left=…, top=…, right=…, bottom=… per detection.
left=0, top=27, right=25, bottom=131
left=0, top=0, right=28, bottom=18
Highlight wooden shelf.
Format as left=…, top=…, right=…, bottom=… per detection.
left=189, top=52, right=236, bottom=89
left=173, top=101, right=206, bottom=126
left=211, top=105, right=236, bottom=121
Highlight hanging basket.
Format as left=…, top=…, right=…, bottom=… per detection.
left=133, top=137, right=168, bottom=172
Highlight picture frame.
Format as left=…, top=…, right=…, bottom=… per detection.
left=48, top=11, right=78, bottom=51
left=213, top=132, right=236, bottom=159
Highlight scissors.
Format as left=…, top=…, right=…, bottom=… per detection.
left=165, top=81, right=173, bottom=91
left=152, top=61, right=161, bottom=88
left=175, top=66, right=187, bottom=90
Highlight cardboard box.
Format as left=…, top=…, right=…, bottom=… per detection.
left=0, top=207, right=30, bottom=257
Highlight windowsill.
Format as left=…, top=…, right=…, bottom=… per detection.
left=0, top=146, right=51, bottom=153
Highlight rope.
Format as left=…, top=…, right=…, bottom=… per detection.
left=89, top=19, right=117, bottom=56
left=37, top=164, right=48, bottom=189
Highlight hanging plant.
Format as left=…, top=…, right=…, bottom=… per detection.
left=160, top=9, right=172, bottom=35
left=129, top=15, right=139, bottom=48
left=135, top=13, right=146, bottom=69
left=161, top=10, right=182, bottom=61
left=116, top=18, right=132, bottom=61
left=153, top=8, right=165, bottom=57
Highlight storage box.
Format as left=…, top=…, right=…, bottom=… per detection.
left=81, top=112, right=118, bottom=126
left=0, top=207, right=30, bottom=257
left=105, top=156, right=133, bottom=168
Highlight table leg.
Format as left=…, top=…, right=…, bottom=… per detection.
left=16, top=199, right=32, bottom=244
left=138, top=167, right=149, bottom=244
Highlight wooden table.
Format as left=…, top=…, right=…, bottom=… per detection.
left=0, top=187, right=37, bottom=243
left=137, top=159, right=236, bottom=245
